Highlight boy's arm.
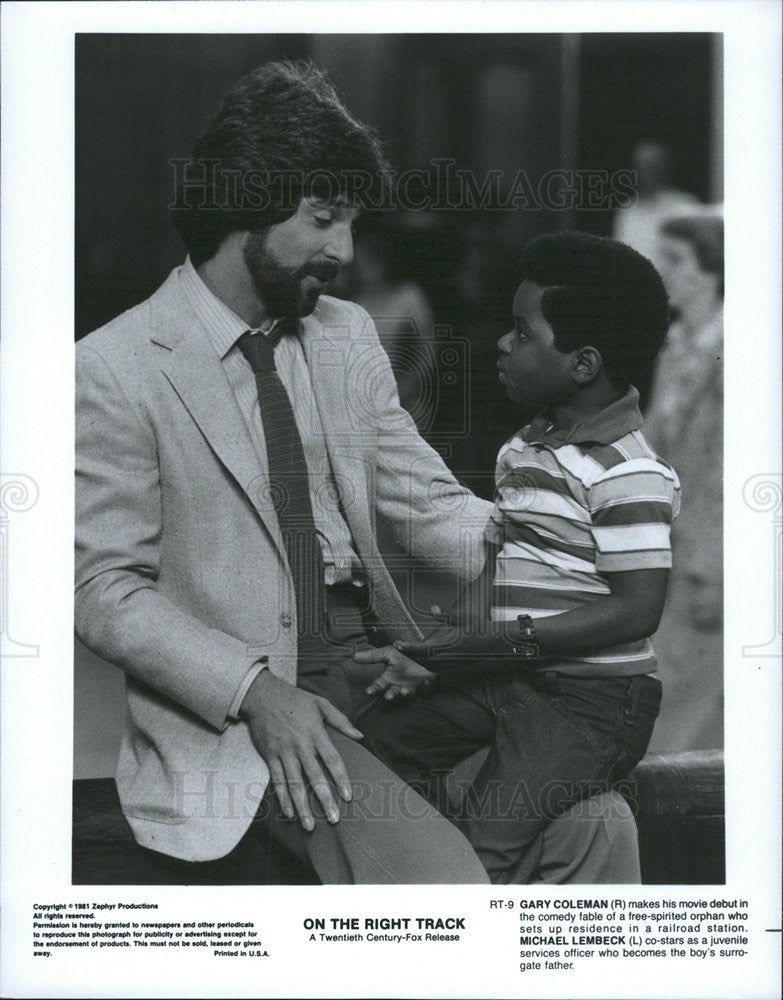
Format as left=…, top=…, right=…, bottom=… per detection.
left=532, top=568, right=669, bottom=654
left=390, top=566, right=669, bottom=667
left=395, top=451, right=679, bottom=667
left=355, top=567, right=669, bottom=688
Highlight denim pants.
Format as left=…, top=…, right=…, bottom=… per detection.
left=361, top=668, right=661, bottom=884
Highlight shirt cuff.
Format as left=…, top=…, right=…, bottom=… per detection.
left=227, top=659, right=269, bottom=722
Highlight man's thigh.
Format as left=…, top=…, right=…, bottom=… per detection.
left=257, top=727, right=490, bottom=884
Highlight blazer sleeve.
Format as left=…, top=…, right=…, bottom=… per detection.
left=353, top=307, right=492, bottom=583
left=75, top=343, right=264, bottom=732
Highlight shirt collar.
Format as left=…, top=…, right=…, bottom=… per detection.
left=523, top=386, right=644, bottom=447
left=179, top=256, right=282, bottom=359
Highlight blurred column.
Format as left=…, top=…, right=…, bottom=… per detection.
left=710, top=34, right=724, bottom=204
left=559, top=35, right=580, bottom=231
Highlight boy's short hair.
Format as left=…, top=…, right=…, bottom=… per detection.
left=518, top=231, right=670, bottom=386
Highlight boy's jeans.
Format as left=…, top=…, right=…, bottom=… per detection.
left=361, top=669, right=661, bottom=884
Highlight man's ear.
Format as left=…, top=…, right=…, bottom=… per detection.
left=571, top=346, right=603, bottom=385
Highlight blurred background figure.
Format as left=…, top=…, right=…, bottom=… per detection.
left=613, top=140, right=699, bottom=266
left=644, top=213, right=724, bottom=752
left=333, top=230, right=438, bottom=433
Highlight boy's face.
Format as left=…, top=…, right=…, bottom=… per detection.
left=497, top=281, right=576, bottom=409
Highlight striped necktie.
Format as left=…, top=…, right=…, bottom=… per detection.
left=237, top=324, right=325, bottom=639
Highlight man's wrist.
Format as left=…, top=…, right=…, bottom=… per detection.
left=235, top=662, right=271, bottom=720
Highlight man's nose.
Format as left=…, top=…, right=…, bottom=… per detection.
left=326, top=223, right=354, bottom=266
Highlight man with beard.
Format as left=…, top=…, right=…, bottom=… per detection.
left=76, top=61, right=641, bottom=883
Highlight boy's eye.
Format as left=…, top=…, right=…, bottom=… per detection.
left=313, top=215, right=333, bottom=228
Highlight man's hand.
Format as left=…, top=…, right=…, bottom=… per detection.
left=239, top=670, right=363, bottom=832
left=353, top=645, right=437, bottom=700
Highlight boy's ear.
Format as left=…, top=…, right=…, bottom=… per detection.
left=571, top=345, right=603, bottom=385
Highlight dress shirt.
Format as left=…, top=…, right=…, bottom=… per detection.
left=179, top=257, right=360, bottom=585
left=179, top=258, right=362, bottom=715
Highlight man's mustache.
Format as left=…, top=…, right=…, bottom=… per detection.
left=304, top=260, right=340, bottom=282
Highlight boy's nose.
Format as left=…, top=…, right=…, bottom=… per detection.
left=497, top=330, right=513, bottom=352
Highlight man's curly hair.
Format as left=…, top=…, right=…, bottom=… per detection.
left=171, top=61, right=392, bottom=265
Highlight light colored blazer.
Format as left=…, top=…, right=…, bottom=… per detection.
left=75, top=267, right=491, bottom=860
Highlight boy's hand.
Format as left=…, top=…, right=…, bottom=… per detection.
left=354, top=645, right=437, bottom=701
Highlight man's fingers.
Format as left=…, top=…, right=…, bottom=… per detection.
left=313, top=730, right=353, bottom=802
left=301, top=763, right=339, bottom=822
left=315, top=699, right=360, bottom=803
left=299, top=751, right=342, bottom=824
left=273, top=734, right=349, bottom=824
left=279, top=754, right=315, bottom=832
left=318, top=697, right=363, bottom=741
left=268, top=757, right=294, bottom=820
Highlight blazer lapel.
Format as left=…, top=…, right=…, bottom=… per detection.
left=146, top=272, right=420, bottom=638
left=149, top=272, right=286, bottom=555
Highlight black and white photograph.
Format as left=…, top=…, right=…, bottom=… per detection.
left=1, top=2, right=780, bottom=998
left=71, top=29, right=724, bottom=888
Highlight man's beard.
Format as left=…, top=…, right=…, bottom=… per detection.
left=242, top=231, right=339, bottom=319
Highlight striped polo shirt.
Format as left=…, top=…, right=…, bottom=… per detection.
left=485, top=388, right=681, bottom=677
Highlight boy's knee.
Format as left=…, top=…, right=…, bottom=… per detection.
left=531, top=791, right=641, bottom=884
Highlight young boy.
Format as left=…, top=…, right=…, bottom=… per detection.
left=355, top=231, right=680, bottom=884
